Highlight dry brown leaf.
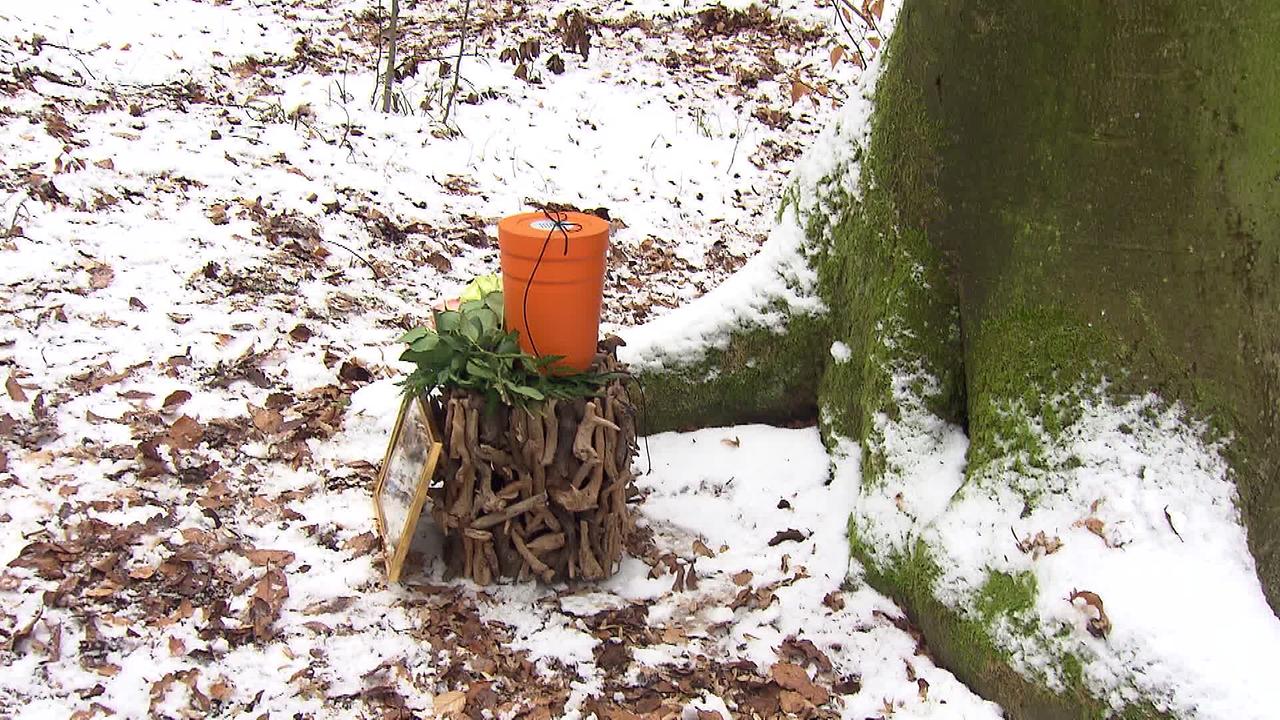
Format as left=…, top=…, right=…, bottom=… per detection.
left=829, top=45, right=845, bottom=68
left=162, top=390, right=191, bottom=411
left=695, top=710, right=725, bottom=720
left=771, top=661, right=829, bottom=706
left=823, top=591, right=845, bottom=611
left=304, top=596, right=355, bottom=616
left=209, top=681, right=233, bottom=701
left=789, top=79, right=812, bottom=105
left=243, top=548, right=296, bottom=567
left=768, top=528, right=806, bottom=546
left=1069, top=589, right=1111, bottom=638
left=168, top=636, right=186, bottom=656
left=732, top=570, right=753, bottom=586
left=1074, top=516, right=1112, bottom=546
left=251, top=406, right=283, bottom=434
left=660, top=625, right=687, bottom=644
left=94, top=158, right=115, bottom=170
left=207, top=204, right=228, bottom=225
left=868, top=35, right=881, bottom=50
left=692, top=539, right=715, bottom=557
left=1015, top=530, right=1064, bottom=557
left=1164, top=505, right=1185, bottom=542
left=5, top=375, right=27, bottom=402
left=343, top=531, right=379, bottom=556
left=917, top=677, right=930, bottom=700
left=778, top=690, right=811, bottom=714
left=720, top=436, right=740, bottom=448
left=166, top=415, right=204, bottom=450
left=870, top=0, right=884, bottom=20
left=88, top=263, right=114, bottom=290
left=289, top=324, right=313, bottom=342
left=434, top=690, right=467, bottom=717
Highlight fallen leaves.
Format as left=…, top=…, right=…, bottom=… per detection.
left=207, top=203, right=229, bottom=225
left=433, top=690, right=467, bottom=717
left=247, top=566, right=290, bottom=641
left=768, top=528, right=807, bottom=546
left=86, top=262, right=114, bottom=290
left=1015, top=529, right=1063, bottom=558
left=771, top=661, right=829, bottom=706
left=829, top=45, right=845, bottom=68
left=166, top=415, right=205, bottom=450
left=162, top=389, right=192, bottom=411
left=5, top=375, right=28, bottom=402
left=242, top=548, right=296, bottom=567
left=1069, top=589, right=1112, bottom=638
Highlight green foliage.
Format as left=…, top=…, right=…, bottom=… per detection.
left=399, top=290, right=614, bottom=406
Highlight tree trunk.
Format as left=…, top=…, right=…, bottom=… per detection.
left=900, top=0, right=1280, bottom=615
left=630, top=0, right=1279, bottom=716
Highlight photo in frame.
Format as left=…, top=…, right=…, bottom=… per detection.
left=373, top=393, right=442, bottom=583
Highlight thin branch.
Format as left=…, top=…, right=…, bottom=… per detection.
left=369, top=2, right=385, bottom=107
left=440, top=0, right=473, bottom=127
left=325, top=238, right=383, bottom=279
left=380, top=0, right=400, bottom=113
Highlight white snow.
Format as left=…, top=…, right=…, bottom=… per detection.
left=0, top=0, right=1007, bottom=717
left=926, top=394, right=1280, bottom=719
left=618, top=0, right=903, bottom=371
left=473, top=424, right=1004, bottom=719
left=830, top=340, right=853, bottom=363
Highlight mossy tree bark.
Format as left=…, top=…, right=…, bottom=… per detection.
left=636, top=0, right=1278, bottom=716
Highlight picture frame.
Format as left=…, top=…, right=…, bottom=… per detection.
left=373, top=393, right=443, bottom=583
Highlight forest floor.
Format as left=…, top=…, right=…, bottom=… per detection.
left=0, top=0, right=1003, bottom=718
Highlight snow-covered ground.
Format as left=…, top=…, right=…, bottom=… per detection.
left=0, top=0, right=1005, bottom=717
left=7, top=0, right=1274, bottom=718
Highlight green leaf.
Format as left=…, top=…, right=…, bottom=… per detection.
left=434, top=310, right=461, bottom=333
left=459, top=298, right=485, bottom=314
left=400, top=327, right=430, bottom=344
left=470, top=308, right=499, bottom=333
left=511, top=385, right=545, bottom=400
left=497, top=333, right=521, bottom=355
left=484, top=291, right=505, bottom=316
left=410, top=334, right=440, bottom=352
left=466, top=359, right=497, bottom=380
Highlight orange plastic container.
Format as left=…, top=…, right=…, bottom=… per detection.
left=498, top=211, right=610, bottom=373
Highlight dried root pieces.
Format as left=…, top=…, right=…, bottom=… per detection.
left=428, top=342, right=637, bottom=585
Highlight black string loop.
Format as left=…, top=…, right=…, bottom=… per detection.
left=521, top=209, right=578, bottom=359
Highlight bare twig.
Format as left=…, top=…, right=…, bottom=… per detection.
left=324, top=238, right=382, bottom=278
left=380, top=0, right=400, bottom=113
left=831, top=1, right=869, bottom=68
left=440, top=0, right=473, bottom=128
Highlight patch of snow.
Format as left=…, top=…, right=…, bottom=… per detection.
left=830, top=340, right=853, bottom=363
left=618, top=0, right=903, bottom=371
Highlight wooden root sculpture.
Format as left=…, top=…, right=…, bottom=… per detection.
left=427, top=344, right=638, bottom=584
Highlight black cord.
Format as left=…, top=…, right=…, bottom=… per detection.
left=521, top=208, right=575, bottom=359
left=630, top=374, right=654, bottom=475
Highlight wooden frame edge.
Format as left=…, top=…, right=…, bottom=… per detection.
left=372, top=393, right=443, bottom=583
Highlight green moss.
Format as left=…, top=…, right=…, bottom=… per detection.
left=849, top=520, right=1173, bottom=720
left=976, top=571, right=1037, bottom=621
left=634, top=313, right=827, bottom=434
left=911, top=0, right=1280, bottom=609
left=796, top=7, right=964, bottom=466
